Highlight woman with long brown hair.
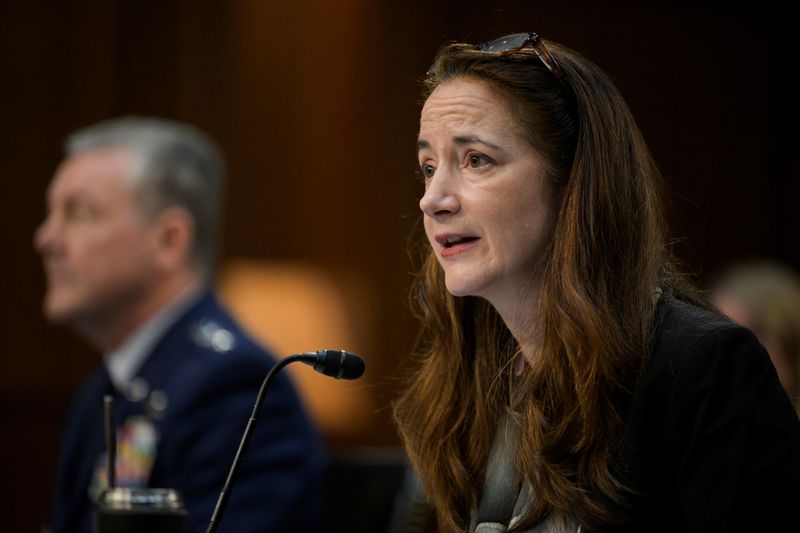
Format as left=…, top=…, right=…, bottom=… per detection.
left=394, top=33, right=800, bottom=532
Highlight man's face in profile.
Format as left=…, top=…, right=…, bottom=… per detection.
left=34, top=147, right=160, bottom=331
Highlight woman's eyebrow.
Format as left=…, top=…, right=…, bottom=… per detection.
left=416, top=136, right=501, bottom=152
left=452, top=135, right=500, bottom=150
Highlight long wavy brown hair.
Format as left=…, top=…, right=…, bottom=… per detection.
left=394, top=38, right=692, bottom=531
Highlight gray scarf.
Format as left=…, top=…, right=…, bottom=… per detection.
left=471, top=416, right=581, bottom=533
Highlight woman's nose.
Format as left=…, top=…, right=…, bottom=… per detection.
left=419, top=169, right=460, bottom=217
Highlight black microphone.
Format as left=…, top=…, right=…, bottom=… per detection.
left=298, top=349, right=366, bottom=380
left=205, top=349, right=366, bottom=533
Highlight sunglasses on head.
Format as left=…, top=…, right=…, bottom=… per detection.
left=477, top=32, right=564, bottom=82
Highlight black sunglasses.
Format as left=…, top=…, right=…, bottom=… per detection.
left=477, top=32, right=563, bottom=82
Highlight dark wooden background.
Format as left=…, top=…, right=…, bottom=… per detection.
left=0, top=1, right=794, bottom=530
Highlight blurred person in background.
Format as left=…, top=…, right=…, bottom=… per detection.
left=35, top=117, right=326, bottom=533
left=394, top=32, right=800, bottom=532
left=711, top=259, right=800, bottom=412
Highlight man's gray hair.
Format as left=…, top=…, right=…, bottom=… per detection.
left=66, top=116, right=225, bottom=277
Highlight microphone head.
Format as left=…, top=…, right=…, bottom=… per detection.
left=312, top=350, right=365, bottom=380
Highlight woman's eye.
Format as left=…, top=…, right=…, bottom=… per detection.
left=421, top=164, right=435, bottom=179
left=467, top=153, right=490, bottom=168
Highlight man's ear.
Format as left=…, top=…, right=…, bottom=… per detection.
left=150, top=206, right=195, bottom=273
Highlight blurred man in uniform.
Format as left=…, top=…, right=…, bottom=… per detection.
left=35, top=117, right=326, bottom=532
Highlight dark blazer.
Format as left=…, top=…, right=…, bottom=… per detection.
left=400, top=294, right=800, bottom=533
left=619, top=293, right=800, bottom=532
left=51, top=289, right=327, bottom=533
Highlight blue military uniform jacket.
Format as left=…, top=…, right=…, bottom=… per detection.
left=51, top=289, right=327, bottom=532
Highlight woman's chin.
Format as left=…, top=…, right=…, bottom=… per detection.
left=444, top=277, right=487, bottom=299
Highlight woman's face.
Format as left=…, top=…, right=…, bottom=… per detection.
left=417, top=77, right=555, bottom=315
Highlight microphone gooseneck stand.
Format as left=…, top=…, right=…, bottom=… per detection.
left=205, top=350, right=365, bottom=533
